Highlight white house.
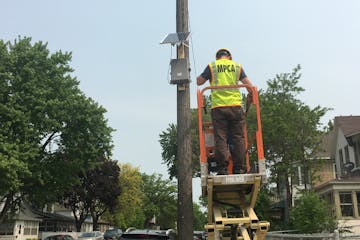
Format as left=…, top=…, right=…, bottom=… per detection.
left=0, top=202, right=108, bottom=240
left=313, top=116, right=360, bottom=233
left=0, top=202, right=41, bottom=240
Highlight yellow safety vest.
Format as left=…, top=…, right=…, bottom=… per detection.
left=209, top=59, right=242, bottom=109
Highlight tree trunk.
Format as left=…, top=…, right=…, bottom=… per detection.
left=279, top=173, right=289, bottom=224
left=0, top=194, right=13, bottom=223
left=92, top=213, right=99, bottom=231
left=73, top=210, right=85, bottom=232
left=0, top=192, right=19, bottom=224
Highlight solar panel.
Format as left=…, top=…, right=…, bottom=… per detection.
left=160, top=32, right=190, bottom=45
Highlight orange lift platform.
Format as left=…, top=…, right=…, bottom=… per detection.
left=197, top=84, right=270, bottom=240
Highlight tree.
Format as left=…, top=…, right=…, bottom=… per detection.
left=159, top=124, right=178, bottom=179
left=141, top=173, right=177, bottom=229
left=108, top=163, right=145, bottom=229
left=106, top=166, right=179, bottom=230
left=87, top=160, right=121, bottom=231
left=254, top=186, right=273, bottom=224
left=159, top=105, right=211, bottom=179
left=253, top=185, right=289, bottom=231
left=260, top=65, right=329, bottom=224
left=0, top=37, right=76, bottom=221
left=193, top=202, right=206, bottom=231
left=290, top=191, right=336, bottom=233
left=0, top=37, right=114, bottom=223
left=38, top=93, right=114, bottom=201
left=59, top=159, right=120, bottom=232
left=59, top=181, right=88, bottom=232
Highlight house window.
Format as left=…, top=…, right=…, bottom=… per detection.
left=355, top=140, right=360, bottom=167
left=333, top=163, right=338, bottom=179
left=23, top=221, right=38, bottom=236
left=0, top=223, right=14, bottom=235
left=339, top=192, right=354, bottom=217
left=339, top=149, right=344, bottom=163
left=357, top=192, right=360, bottom=217
left=339, top=149, right=345, bottom=174
left=39, top=221, right=55, bottom=232
left=345, top=146, right=350, bottom=163
left=292, top=166, right=304, bottom=186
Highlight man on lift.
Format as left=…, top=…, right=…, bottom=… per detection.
left=197, top=48, right=253, bottom=175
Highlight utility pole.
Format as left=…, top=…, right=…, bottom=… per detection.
left=176, top=0, right=193, bottom=239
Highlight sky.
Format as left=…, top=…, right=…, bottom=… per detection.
left=1, top=0, right=360, bottom=203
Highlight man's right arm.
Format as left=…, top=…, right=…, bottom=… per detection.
left=197, top=65, right=211, bottom=86
left=241, top=76, right=253, bottom=86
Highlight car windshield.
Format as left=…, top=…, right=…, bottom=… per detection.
left=121, top=235, right=167, bottom=240
left=45, top=235, right=74, bottom=240
left=105, top=229, right=117, bottom=234
left=80, top=233, right=95, bottom=237
left=121, top=238, right=164, bottom=240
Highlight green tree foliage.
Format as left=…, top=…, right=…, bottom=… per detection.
left=290, top=191, right=336, bottom=233
left=108, top=166, right=179, bottom=230
left=107, top=165, right=204, bottom=230
left=254, top=186, right=273, bottom=223
left=59, top=180, right=88, bottom=232
left=111, top=163, right=145, bottom=230
left=254, top=185, right=290, bottom=231
left=0, top=37, right=114, bottom=223
left=159, top=124, right=178, bottom=179
left=141, top=173, right=177, bottom=229
left=38, top=94, right=114, bottom=201
left=260, top=65, right=329, bottom=224
left=159, top=105, right=212, bottom=179
left=193, top=202, right=207, bottom=231
left=60, top=159, right=120, bottom=232
left=87, top=160, right=121, bottom=230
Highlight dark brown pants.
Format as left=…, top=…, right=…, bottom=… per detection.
left=211, top=106, right=246, bottom=171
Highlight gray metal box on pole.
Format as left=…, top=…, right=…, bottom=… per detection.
left=170, top=58, right=190, bottom=84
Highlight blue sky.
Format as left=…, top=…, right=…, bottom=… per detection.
left=2, top=0, right=360, bottom=202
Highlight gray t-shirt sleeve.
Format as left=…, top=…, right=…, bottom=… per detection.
left=200, top=65, right=211, bottom=80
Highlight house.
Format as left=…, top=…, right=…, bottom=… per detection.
left=0, top=202, right=42, bottom=240
left=0, top=203, right=110, bottom=240
left=290, top=129, right=335, bottom=206
left=312, top=116, right=360, bottom=233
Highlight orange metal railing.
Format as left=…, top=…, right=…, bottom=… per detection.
left=197, top=84, right=265, bottom=175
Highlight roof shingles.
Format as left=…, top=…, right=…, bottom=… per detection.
left=335, top=116, right=360, bottom=137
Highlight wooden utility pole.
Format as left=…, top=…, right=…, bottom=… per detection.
left=176, top=0, right=193, bottom=239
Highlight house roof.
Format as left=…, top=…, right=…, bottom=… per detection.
left=31, top=209, right=98, bottom=224
left=335, top=116, right=360, bottom=137
left=312, top=115, right=360, bottom=159
left=14, top=202, right=42, bottom=222
left=31, top=209, right=76, bottom=222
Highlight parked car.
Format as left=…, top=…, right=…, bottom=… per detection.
left=44, top=234, right=75, bottom=240
left=104, top=228, right=123, bottom=240
left=121, top=228, right=176, bottom=240
left=78, top=231, right=103, bottom=240
left=193, top=231, right=206, bottom=240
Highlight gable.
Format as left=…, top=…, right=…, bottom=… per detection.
left=335, top=116, right=360, bottom=137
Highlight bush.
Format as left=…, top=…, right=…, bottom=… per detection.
left=290, top=191, right=337, bottom=233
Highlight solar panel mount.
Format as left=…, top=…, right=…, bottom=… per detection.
left=160, top=32, right=190, bottom=45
